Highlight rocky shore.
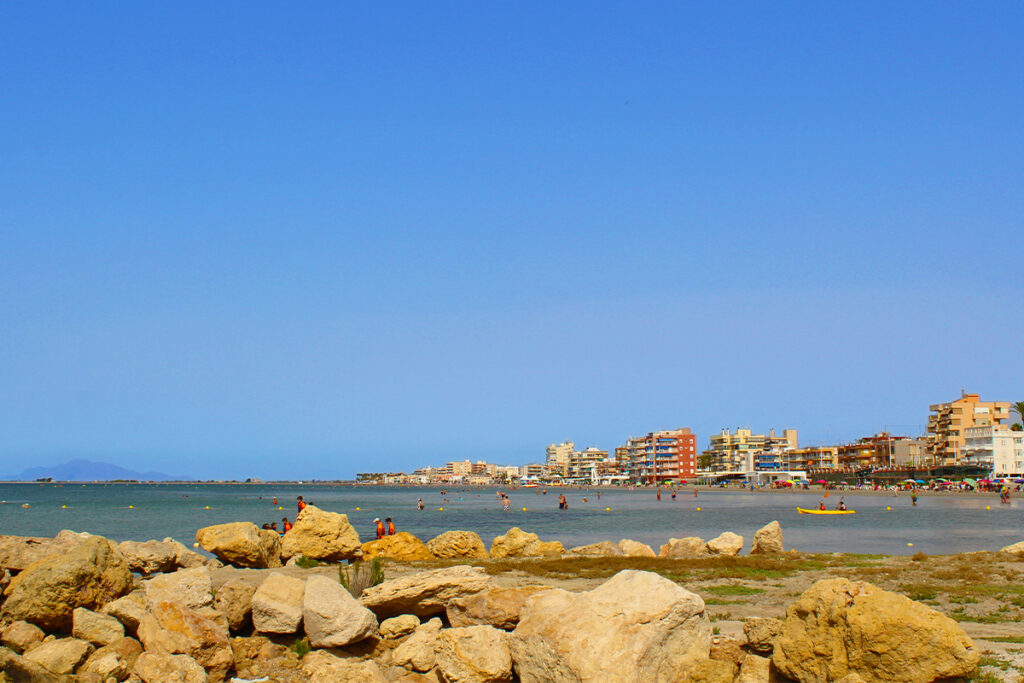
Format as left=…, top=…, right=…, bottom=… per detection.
left=1, top=504, right=1022, bottom=682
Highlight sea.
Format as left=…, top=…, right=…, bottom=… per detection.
left=0, top=483, right=1020, bottom=557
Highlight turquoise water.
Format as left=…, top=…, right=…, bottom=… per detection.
left=0, top=483, right=1020, bottom=556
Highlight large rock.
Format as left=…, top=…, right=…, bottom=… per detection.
left=772, top=578, right=980, bottom=683
left=279, top=505, right=361, bottom=562
left=0, top=645, right=64, bottom=682
left=213, top=577, right=256, bottom=631
left=102, top=592, right=148, bottom=636
left=736, top=654, right=772, bottom=683
left=144, top=566, right=213, bottom=611
left=489, top=527, right=564, bottom=558
left=251, top=573, right=305, bottom=634
left=23, top=637, right=94, bottom=675
left=134, top=651, right=208, bottom=683
left=137, top=600, right=232, bottom=682
left=999, top=540, right=1024, bottom=556
left=447, top=587, right=553, bottom=630
left=302, top=574, right=378, bottom=648
left=118, top=540, right=178, bottom=575
left=361, top=532, right=434, bottom=562
left=743, top=616, right=783, bottom=654
left=706, top=532, right=744, bottom=557
left=618, top=539, right=656, bottom=557
left=72, top=607, right=125, bottom=646
left=568, top=541, right=622, bottom=556
left=393, top=617, right=443, bottom=672
left=194, top=522, right=281, bottom=569
left=79, top=636, right=143, bottom=681
left=164, top=537, right=219, bottom=569
left=360, top=565, right=496, bottom=619
left=1, top=620, right=45, bottom=653
left=380, top=614, right=420, bottom=639
left=301, top=649, right=387, bottom=683
left=1, top=536, right=132, bottom=631
left=436, top=625, right=513, bottom=683
left=0, top=530, right=100, bottom=572
left=659, top=537, right=708, bottom=559
left=427, top=530, right=489, bottom=559
left=510, top=569, right=711, bottom=682
left=750, top=521, right=784, bottom=555
left=228, top=635, right=303, bottom=683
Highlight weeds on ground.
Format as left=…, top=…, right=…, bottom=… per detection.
left=339, top=557, right=386, bottom=598
left=294, top=555, right=320, bottom=569
left=289, top=637, right=311, bottom=659
left=703, top=585, right=766, bottom=596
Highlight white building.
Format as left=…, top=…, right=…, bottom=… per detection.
left=961, top=425, right=1024, bottom=477
left=545, top=441, right=574, bottom=476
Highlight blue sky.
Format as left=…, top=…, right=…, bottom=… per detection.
left=1, top=2, right=1022, bottom=479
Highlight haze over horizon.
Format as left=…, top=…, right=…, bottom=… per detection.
left=2, top=3, right=1022, bottom=480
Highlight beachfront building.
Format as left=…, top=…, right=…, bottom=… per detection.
left=961, top=424, right=1024, bottom=477
left=788, top=445, right=840, bottom=471
left=545, top=441, right=574, bottom=477
left=519, top=463, right=546, bottom=480
left=568, top=446, right=609, bottom=483
left=617, top=428, right=697, bottom=484
left=891, top=438, right=929, bottom=467
left=927, top=392, right=1011, bottom=465
left=702, top=428, right=798, bottom=472
left=836, top=433, right=909, bottom=470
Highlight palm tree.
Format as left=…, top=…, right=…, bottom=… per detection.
left=1013, top=400, right=1024, bottom=431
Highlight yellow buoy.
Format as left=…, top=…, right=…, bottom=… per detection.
left=605, top=507, right=611, bottom=511
left=204, top=506, right=210, bottom=510
left=61, top=505, right=66, bottom=509
left=522, top=507, right=527, bottom=511
left=128, top=505, right=134, bottom=509
left=907, top=542, right=914, bottom=546
left=696, top=507, right=702, bottom=511
left=886, top=506, right=891, bottom=510
left=193, top=542, right=200, bottom=548
left=278, top=506, right=283, bottom=510
left=439, top=507, right=444, bottom=511
left=986, top=505, right=991, bottom=510
left=356, top=507, right=361, bottom=511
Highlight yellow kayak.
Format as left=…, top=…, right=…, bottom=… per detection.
left=797, top=507, right=856, bottom=515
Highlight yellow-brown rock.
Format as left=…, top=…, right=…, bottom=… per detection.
left=1, top=536, right=132, bottom=631
left=447, top=586, right=554, bottom=630
left=138, top=600, right=233, bottom=682
left=426, top=530, right=489, bottom=559
left=361, top=532, right=434, bottom=562
left=280, top=505, right=361, bottom=562
left=489, top=527, right=564, bottom=559
left=772, top=578, right=979, bottom=683
left=194, top=522, right=281, bottom=569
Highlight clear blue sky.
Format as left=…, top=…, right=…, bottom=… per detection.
left=2, top=3, right=1022, bottom=479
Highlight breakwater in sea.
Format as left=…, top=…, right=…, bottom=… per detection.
left=1, top=483, right=1020, bottom=555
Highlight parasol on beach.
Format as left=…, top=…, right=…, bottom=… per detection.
left=914, top=479, right=926, bottom=483
left=815, top=480, right=827, bottom=484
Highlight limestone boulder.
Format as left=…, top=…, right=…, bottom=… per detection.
left=229, top=635, right=303, bottom=683
left=999, top=540, right=1024, bottom=556
left=568, top=540, right=622, bottom=556
left=772, top=578, right=980, bottom=683
left=144, top=566, right=213, bottom=611
left=743, top=616, right=783, bottom=654
left=137, top=601, right=232, bottom=682
left=510, top=569, right=711, bottom=682
left=279, top=505, right=361, bottom=562
left=72, top=607, right=125, bottom=646
left=659, top=536, right=708, bottom=558
left=164, top=537, right=220, bottom=569
left=79, top=636, right=143, bottom=681
left=0, top=645, right=64, bottom=682
left=302, top=574, right=378, bottom=647
left=393, top=617, right=443, bottom=672
left=361, top=532, right=434, bottom=562
left=360, top=565, right=496, bottom=619
left=619, top=539, right=656, bottom=557
left=380, top=614, right=420, bottom=639
left=213, top=577, right=256, bottom=631
left=751, top=521, right=784, bottom=555
left=194, top=522, right=281, bottom=569
left=0, top=567, right=8, bottom=592
left=435, top=625, right=513, bottom=683
left=134, top=651, right=208, bottom=683
left=687, top=659, right=737, bottom=682
left=426, top=530, right=489, bottom=559
left=117, top=540, right=178, bottom=575
left=0, top=531, right=96, bottom=572
left=102, top=592, right=148, bottom=636
left=447, top=587, right=554, bottom=630
left=1, top=536, right=132, bottom=631
left=23, top=637, right=94, bottom=675
left=251, top=573, right=305, bottom=634
left=1, top=620, right=45, bottom=653
left=736, top=654, right=772, bottom=683
left=489, top=527, right=564, bottom=558
left=706, top=532, right=744, bottom=557
left=301, top=649, right=387, bottom=683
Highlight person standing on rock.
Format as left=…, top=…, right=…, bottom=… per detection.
left=297, top=496, right=307, bottom=514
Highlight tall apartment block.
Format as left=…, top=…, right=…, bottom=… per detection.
left=926, top=392, right=1010, bottom=465
left=616, top=428, right=697, bottom=483
left=545, top=441, right=574, bottom=476
left=702, top=428, right=798, bottom=472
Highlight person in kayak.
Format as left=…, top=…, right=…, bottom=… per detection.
left=818, top=499, right=826, bottom=510
left=837, top=498, right=847, bottom=511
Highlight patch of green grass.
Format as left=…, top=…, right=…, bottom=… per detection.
left=704, top=585, right=766, bottom=596
left=704, top=598, right=745, bottom=605
left=294, top=555, right=320, bottom=569
left=900, top=585, right=938, bottom=601
left=985, top=636, right=1024, bottom=644
left=289, top=637, right=311, bottom=659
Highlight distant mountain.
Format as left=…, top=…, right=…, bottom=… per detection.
left=10, top=459, right=192, bottom=482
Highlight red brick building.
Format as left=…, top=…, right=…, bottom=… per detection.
left=617, top=428, right=697, bottom=483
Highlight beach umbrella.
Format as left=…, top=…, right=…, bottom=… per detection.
left=815, top=480, right=827, bottom=484
left=902, top=478, right=917, bottom=483
left=962, top=478, right=977, bottom=485
left=1013, top=479, right=1024, bottom=484
left=914, top=479, right=926, bottom=483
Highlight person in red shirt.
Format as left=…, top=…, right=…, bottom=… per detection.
left=386, top=517, right=396, bottom=535
left=296, top=496, right=307, bottom=514
left=281, top=517, right=292, bottom=533
left=374, top=518, right=385, bottom=539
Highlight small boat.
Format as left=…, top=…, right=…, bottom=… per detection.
left=797, top=507, right=856, bottom=515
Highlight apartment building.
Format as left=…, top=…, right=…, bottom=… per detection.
left=702, top=428, right=798, bottom=472
left=617, top=428, right=697, bottom=483
left=545, top=441, right=574, bottom=476
left=961, top=424, right=1024, bottom=477
left=568, top=447, right=609, bottom=482
left=927, top=392, right=1011, bottom=465
left=788, top=446, right=839, bottom=471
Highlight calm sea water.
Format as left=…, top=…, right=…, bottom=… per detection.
left=0, top=483, right=1020, bottom=556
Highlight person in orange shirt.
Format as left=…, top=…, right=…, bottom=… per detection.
left=374, top=518, right=385, bottom=539
left=281, top=517, right=292, bottom=533
left=296, top=496, right=307, bottom=514
left=386, top=517, right=396, bottom=535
